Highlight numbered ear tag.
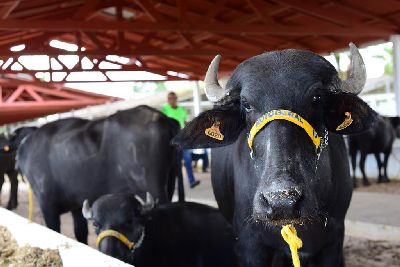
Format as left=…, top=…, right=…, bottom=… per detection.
left=336, top=112, right=353, bottom=131
left=3, top=145, right=9, bottom=152
left=205, top=121, right=224, bottom=141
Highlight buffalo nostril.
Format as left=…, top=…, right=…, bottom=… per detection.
left=259, top=192, right=273, bottom=216
left=261, top=192, right=269, bottom=204
left=260, top=188, right=302, bottom=219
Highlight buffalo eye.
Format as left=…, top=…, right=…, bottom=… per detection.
left=242, top=101, right=253, bottom=113
left=312, top=95, right=322, bottom=104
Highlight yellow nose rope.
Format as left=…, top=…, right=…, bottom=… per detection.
left=281, top=224, right=303, bottom=267
left=247, top=109, right=321, bottom=151
left=96, top=229, right=135, bottom=250
left=247, top=110, right=312, bottom=267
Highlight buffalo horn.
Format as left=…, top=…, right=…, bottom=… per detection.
left=204, top=55, right=226, bottom=102
left=341, top=43, right=366, bottom=95
left=82, top=199, right=93, bottom=220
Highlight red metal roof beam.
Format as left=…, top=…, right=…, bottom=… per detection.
left=0, top=20, right=393, bottom=36
left=0, top=1, right=20, bottom=19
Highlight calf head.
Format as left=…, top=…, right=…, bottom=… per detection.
left=173, top=44, right=377, bottom=226
left=82, top=193, right=154, bottom=263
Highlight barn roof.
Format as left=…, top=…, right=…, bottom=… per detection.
left=1, top=0, right=399, bottom=125
left=0, top=78, right=117, bottom=125
left=0, top=0, right=398, bottom=82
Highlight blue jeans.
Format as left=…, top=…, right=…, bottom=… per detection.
left=191, top=152, right=209, bottom=172
left=182, top=149, right=196, bottom=185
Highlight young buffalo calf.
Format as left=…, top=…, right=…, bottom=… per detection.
left=83, top=193, right=237, bottom=267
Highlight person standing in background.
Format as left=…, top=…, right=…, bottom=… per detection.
left=162, top=92, right=200, bottom=188
left=192, top=149, right=209, bottom=173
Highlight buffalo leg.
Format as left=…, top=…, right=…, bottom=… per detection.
left=41, top=205, right=61, bottom=233
left=175, top=150, right=185, bottom=202
left=350, top=150, right=357, bottom=187
left=6, top=170, right=18, bottom=210
left=71, top=208, right=88, bottom=244
left=382, top=152, right=390, bottom=183
left=374, top=153, right=383, bottom=183
left=359, top=153, right=370, bottom=186
left=167, top=168, right=176, bottom=202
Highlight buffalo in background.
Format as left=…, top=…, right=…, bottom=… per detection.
left=387, top=116, right=400, bottom=137
left=17, top=105, right=184, bottom=244
left=83, top=193, right=237, bottom=267
left=348, top=115, right=395, bottom=186
left=0, top=127, right=37, bottom=210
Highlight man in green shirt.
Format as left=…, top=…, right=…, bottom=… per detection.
left=161, top=92, right=200, bottom=188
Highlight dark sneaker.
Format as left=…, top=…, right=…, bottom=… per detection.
left=190, top=180, right=200, bottom=189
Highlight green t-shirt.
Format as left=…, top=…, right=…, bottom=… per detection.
left=161, top=104, right=188, bottom=128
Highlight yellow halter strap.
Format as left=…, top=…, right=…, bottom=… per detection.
left=96, top=229, right=135, bottom=250
left=247, top=109, right=321, bottom=151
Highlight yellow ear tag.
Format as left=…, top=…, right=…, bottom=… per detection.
left=205, top=122, right=224, bottom=141
left=3, top=145, right=10, bottom=152
left=336, top=112, right=353, bottom=131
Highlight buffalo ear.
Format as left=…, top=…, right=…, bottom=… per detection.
left=324, top=92, right=378, bottom=135
left=172, top=107, right=245, bottom=148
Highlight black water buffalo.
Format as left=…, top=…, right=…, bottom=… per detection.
left=0, top=127, right=37, bottom=210
left=348, top=115, right=395, bottom=186
left=17, top=105, right=184, bottom=244
left=387, top=116, right=400, bottom=137
left=83, top=193, right=237, bottom=267
left=173, top=44, right=377, bottom=266
left=0, top=135, right=18, bottom=210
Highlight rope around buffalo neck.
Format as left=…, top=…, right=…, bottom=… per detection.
left=281, top=224, right=303, bottom=267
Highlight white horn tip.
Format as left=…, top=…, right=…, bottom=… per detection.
left=82, top=199, right=92, bottom=220
left=348, top=42, right=358, bottom=52
left=210, top=55, right=221, bottom=66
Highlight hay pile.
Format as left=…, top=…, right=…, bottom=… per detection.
left=0, top=226, right=62, bottom=267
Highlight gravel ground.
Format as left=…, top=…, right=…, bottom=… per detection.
left=344, top=236, right=400, bottom=267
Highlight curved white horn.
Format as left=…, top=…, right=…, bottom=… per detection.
left=341, top=43, right=366, bottom=95
left=145, top=192, right=154, bottom=209
left=134, top=195, right=145, bottom=206
left=204, top=55, right=226, bottom=102
left=82, top=200, right=93, bottom=220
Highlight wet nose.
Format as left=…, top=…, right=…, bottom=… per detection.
left=260, top=188, right=302, bottom=220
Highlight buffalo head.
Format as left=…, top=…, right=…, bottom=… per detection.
left=82, top=193, right=154, bottom=263
left=173, top=43, right=377, bottom=225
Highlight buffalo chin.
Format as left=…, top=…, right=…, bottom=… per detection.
left=252, top=213, right=326, bottom=227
